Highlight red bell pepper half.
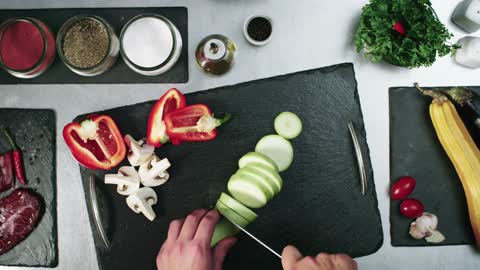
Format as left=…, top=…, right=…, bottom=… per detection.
left=63, top=115, right=126, bottom=170
left=147, top=88, right=187, bottom=147
left=164, top=104, right=231, bottom=142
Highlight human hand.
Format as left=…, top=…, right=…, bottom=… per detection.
left=156, top=209, right=237, bottom=270
left=281, top=245, right=358, bottom=270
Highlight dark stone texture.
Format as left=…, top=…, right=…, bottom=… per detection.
left=77, top=63, right=383, bottom=270
left=0, top=109, right=57, bottom=267
left=389, top=87, right=477, bottom=247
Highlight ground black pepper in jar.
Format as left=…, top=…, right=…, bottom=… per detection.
left=62, top=18, right=109, bottom=69
left=247, top=17, right=272, bottom=42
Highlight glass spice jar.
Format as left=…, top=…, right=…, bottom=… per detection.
left=0, top=17, right=56, bottom=79
left=57, top=15, right=119, bottom=77
left=120, top=14, right=182, bottom=76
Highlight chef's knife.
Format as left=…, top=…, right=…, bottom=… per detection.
left=229, top=219, right=282, bottom=259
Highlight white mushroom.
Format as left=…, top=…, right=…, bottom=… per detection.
left=139, top=155, right=171, bottom=187
left=124, top=135, right=155, bottom=167
left=104, top=166, right=140, bottom=195
left=126, top=187, right=158, bottom=221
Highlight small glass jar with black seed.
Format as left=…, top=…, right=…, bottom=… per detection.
left=57, top=15, right=119, bottom=77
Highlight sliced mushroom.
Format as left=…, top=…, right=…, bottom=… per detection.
left=139, top=155, right=171, bottom=187
left=124, top=135, right=155, bottom=167
left=126, top=187, right=158, bottom=221
left=104, top=166, right=140, bottom=195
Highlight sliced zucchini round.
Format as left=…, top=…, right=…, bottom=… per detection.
left=228, top=174, right=270, bottom=208
left=212, top=196, right=258, bottom=246
left=242, top=164, right=282, bottom=194
left=236, top=168, right=276, bottom=199
left=274, top=112, right=302, bottom=139
left=238, top=152, right=279, bottom=172
left=216, top=200, right=251, bottom=226
left=218, top=192, right=257, bottom=222
left=211, top=218, right=239, bottom=247
left=255, top=134, right=294, bottom=172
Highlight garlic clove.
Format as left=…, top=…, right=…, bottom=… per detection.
left=425, top=229, right=446, bottom=243
left=409, top=212, right=445, bottom=243
left=415, top=212, right=438, bottom=232
left=409, top=222, right=427, bottom=239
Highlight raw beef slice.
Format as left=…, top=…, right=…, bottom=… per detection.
left=0, top=152, right=13, bottom=193
left=0, top=189, right=42, bottom=255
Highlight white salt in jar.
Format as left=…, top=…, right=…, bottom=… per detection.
left=120, top=14, right=182, bottom=76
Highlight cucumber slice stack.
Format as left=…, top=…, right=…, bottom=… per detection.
left=211, top=193, right=257, bottom=246
left=211, top=112, right=302, bottom=246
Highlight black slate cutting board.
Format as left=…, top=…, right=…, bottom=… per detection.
left=0, top=109, right=57, bottom=267
left=76, top=63, right=383, bottom=270
left=389, top=87, right=476, bottom=246
left=0, top=7, right=188, bottom=84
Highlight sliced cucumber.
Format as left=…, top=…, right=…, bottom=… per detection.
left=211, top=218, right=239, bottom=246
left=211, top=196, right=257, bottom=246
left=242, top=164, right=282, bottom=194
left=255, top=134, right=294, bottom=172
left=211, top=218, right=238, bottom=246
left=216, top=200, right=252, bottom=225
left=228, top=174, right=269, bottom=208
left=238, top=152, right=279, bottom=172
left=235, top=169, right=276, bottom=199
left=274, top=112, right=302, bottom=139
left=218, top=193, right=257, bottom=222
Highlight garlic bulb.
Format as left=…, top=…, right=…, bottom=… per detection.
left=409, top=212, right=445, bottom=243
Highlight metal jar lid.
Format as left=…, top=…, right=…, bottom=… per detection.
left=195, top=34, right=237, bottom=75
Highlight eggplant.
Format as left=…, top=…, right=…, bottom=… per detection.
left=442, top=87, right=480, bottom=147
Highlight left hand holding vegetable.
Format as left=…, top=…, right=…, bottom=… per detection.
left=156, top=209, right=237, bottom=270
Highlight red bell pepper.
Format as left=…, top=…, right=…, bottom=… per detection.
left=147, top=88, right=187, bottom=147
left=164, top=104, right=231, bottom=142
left=63, top=115, right=126, bottom=170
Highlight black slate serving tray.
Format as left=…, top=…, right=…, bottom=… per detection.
left=390, top=87, right=476, bottom=246
left=0, top=109, right=57, bottom=267
left=0, top=7, right=188, bottom=84
left=76, top=63, right=383, bottom=270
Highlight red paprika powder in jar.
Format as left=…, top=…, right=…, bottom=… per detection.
left=0, top=17, right=56, bottom=79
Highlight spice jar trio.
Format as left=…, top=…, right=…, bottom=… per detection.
left=0, top=14, right=182, bottom=78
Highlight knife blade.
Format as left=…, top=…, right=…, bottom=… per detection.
left=229, top=219, right=282, bottom=259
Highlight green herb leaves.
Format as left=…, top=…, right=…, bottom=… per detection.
left=355, top=0, right=459, bottom=68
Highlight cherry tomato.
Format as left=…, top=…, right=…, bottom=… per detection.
left=391, top=176, right=416, bottom=200
left=400, top=199, right=424, bottom=218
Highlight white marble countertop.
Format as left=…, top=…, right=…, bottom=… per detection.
left=1, top=0, right=479, bottom=269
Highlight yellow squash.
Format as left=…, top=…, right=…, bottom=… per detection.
left=417, top=84, right=480, bottom=248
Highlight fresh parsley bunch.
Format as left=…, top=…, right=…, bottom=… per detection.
left=355, top=0, right=459, bottom=68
